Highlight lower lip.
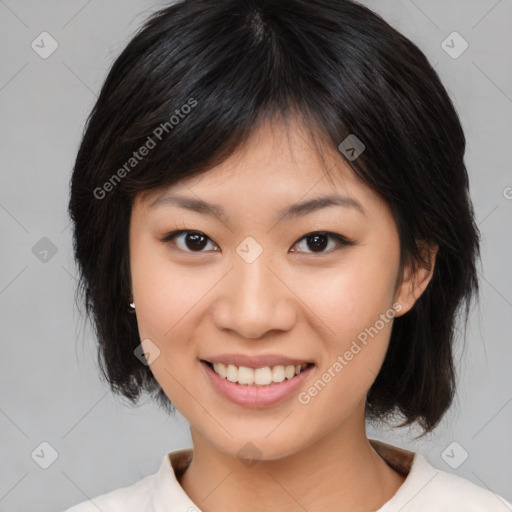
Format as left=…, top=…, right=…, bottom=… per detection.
left=201, top=361, right=314, bottom=408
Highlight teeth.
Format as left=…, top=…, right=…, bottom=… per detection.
left=272, top=365, right=285, bottom=383
left=211, top=362, right=309, bottom=386
left=285, top=365, right=296, bottom=379
left=237, top=366, right=254, bottom=385
left=255, top=367, right=272, bottom=385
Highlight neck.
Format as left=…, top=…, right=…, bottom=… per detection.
left=178, top=407, right=406, bottom=512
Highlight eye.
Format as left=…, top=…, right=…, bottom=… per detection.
left=291, top=231, right=355, bottom=254
left=161, top=229, right=354, bottom=254
left=161, top=230, right=219, bottom=252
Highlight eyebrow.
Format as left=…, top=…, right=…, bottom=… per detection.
left=148, top=193, right=367, bottom=222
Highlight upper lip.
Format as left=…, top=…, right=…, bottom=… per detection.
left=201, top=354, right=314, bottom=369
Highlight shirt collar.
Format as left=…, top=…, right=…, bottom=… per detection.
left=151, top=439, right=419, bottom=512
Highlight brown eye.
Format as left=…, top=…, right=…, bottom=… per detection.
left=291, top=231, right=354, bottom=254
left=161, top=230, right=218, bottom=252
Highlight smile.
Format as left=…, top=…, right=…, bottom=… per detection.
left=204, top=361, right=312, bottom=386
left=200, top=359, right=315, bottom=408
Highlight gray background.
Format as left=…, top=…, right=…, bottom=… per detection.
left=0, top=0, right=511, bottom=510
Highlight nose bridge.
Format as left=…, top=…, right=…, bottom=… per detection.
left=213, top=235, right=296, bottom=338
left=234, top=235, right=279, bottom=310
left=235, top=239, right=274, bottom=300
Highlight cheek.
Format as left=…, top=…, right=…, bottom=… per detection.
left=131, top=237, right=203, bottom=337
left=290, top=246, right=400, bottom=413
left=129, top=241, right=206, bottom=408
left=294, top=259, right=397, bottom=424
left=293, top=248, right=399, bottom=347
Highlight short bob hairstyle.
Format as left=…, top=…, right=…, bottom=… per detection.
left=68, top=0, right=481, bottom=436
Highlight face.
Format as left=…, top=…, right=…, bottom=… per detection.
left=129, top=119, right=433, bottom=461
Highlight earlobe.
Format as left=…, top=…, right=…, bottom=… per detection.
left=394, top=242, right=438, bottom=317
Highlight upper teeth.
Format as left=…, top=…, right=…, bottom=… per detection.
left=212, top=363, right=308, bottom=386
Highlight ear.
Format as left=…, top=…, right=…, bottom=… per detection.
left=393, top=241, right=438, bottom=317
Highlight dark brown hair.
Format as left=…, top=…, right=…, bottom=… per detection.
left=68, top=0, right=481, bottom=436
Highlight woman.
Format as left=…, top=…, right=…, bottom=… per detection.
left=64, top=0, right=512, bottom=510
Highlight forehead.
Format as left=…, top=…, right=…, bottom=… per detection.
left=136, top=119, right=384, bottom=218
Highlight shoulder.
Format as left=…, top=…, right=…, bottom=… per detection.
left=61, top=471, right=156, bottom=512
left=421, top=461, right=512, bottom=510
left=393, top=452, right=512, bottom=511
left=370, top=439, right=512, bottom=512
left=60, top=449, right=194, bottom=512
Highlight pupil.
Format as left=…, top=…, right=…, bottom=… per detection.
left=308, top=234, right=327, bottom=252
left=186, top=232, right=207, bottom=251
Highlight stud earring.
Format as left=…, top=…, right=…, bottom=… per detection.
left=129, top=295, right=136, bottom=313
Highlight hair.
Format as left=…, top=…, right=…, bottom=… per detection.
left=68, top=0, right=481, bottom=436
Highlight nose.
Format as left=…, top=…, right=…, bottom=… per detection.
left=211, top=248, right=297, bottom=339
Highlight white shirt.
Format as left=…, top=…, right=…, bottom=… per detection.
left=62, top=439, right=512, bottom=511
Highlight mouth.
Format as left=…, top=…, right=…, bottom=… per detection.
left=200, top=360, right=315, bottom=387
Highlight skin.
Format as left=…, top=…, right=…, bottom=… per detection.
left=129, top=118, right=437, bottom=512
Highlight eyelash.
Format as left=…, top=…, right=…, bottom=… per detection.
left=160, top=229, right=355, bottom=255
